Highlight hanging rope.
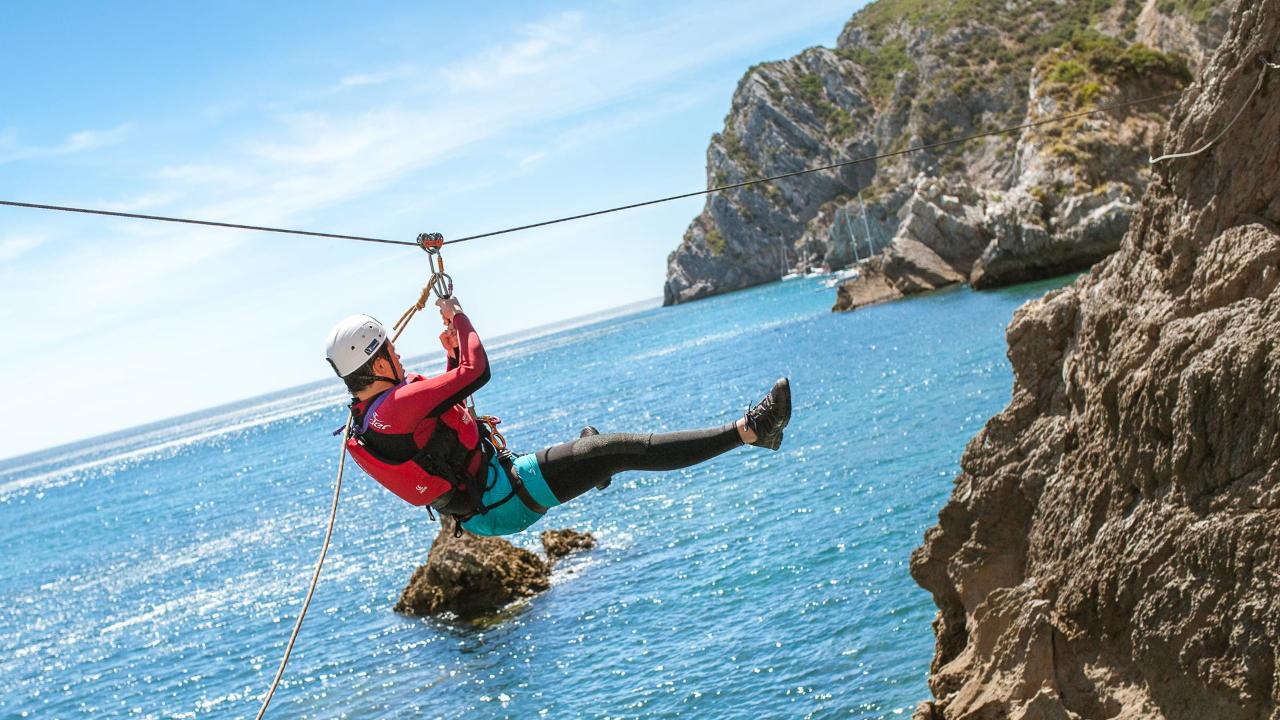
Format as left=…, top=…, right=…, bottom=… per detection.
left=254, top=243, right=452, bottom=718
left=1150, top=55, right=1273, bottom=164
left=0, top=89, right=1183, bottom=250
left=254, top=421, right=352, bottom=720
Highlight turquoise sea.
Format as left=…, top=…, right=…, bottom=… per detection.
left=0, top=275, right=1071, bottom=719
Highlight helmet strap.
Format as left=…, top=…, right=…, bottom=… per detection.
left=371, top=342, right=402, bottom=385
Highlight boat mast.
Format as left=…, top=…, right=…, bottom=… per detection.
left=842, top=206, right=860, bottom=264
left=859, top=190, right=875, bottom=256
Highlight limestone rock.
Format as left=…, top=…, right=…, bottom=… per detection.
left=911, top=1, right=1280, bottom=717
left=665, top=0, right=1228, bottom=307
left=832, top=258, right=903, bottom=312
left=833, top=176, right=983, bottom=309
left=835, top=55, right=1186, bottom=312
left=395, top=517, right=596, bottom=620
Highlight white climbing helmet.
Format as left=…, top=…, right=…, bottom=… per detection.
left=325, top=314, right=388, bottom=377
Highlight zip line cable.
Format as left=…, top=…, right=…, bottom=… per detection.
left=0, top=200, right=418, bottom=247
left=444, top=90, right=1182, bottom=246
left=0, top=90, right=1181, bottom=250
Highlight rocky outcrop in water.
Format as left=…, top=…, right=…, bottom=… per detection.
left=664, top=0, right=1232, bottom=308
left=539, top=528, right=596, bottom=559
left=910, top=0, right=1280, bottom=716
left=395, top=518, right=596, bottom=621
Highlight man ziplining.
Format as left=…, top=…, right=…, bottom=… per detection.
left=324, top=297, right=792, bottom=537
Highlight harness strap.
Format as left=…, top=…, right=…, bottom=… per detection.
left=501, top=452, right=549, bottom=514
left=444, top=443, right=548, bottom=537
left=356, top=380, right=408, bottom=434
left=353, top=388, right=549, bottom=529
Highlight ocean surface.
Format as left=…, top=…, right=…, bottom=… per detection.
left=0, top=275, right=1072, bottom=719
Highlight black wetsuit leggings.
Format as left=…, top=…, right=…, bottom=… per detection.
left=537, top=423, right=743, bottom=503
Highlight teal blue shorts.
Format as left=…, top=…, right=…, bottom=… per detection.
left=460, top=453, right=562, bottom=536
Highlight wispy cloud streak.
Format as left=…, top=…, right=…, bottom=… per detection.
left=0, top=124, right=132, bottom=164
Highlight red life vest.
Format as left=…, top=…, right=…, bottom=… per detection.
left=345, top=386, right=490, bottom=514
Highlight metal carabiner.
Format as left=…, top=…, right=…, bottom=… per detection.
left=430, top=271, right=454, bottom=300
left=416, top=232, right=453, bottom=299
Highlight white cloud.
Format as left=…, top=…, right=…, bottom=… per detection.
left=109, top=1, right=853, bottom=243
left=243, top=109, right=428, bottom=166
left=338, top=68, right=406, bottom=88
left=154, top=164, right=259, bottom=188
left=442, top=12, right=588, bottom=94
left=519, top=151, right=548, bottom=167
left=95, top=191, right=187, bottom=212
left=62, top=127, right=126, bottom=153
left=182, top=3, right=838, bottom=223
left=0, top=124, right=132, bottom=164
left=0, top=234, right=47, bottom=263
left=0, top=229, right=244, bottom=351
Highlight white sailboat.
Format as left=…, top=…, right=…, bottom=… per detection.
left=823, top=266, right=860, bottom=288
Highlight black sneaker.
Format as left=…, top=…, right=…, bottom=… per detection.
left=579, top=426, right=610, bottom=489
left=745, top=378, right=791, bottom=451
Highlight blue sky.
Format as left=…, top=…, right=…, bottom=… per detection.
left=0, top=0, right=864, bottom=459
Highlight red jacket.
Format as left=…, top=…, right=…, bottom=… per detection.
left=347, top=312, right=492, bottom=507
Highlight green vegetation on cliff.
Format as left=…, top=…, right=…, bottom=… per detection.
left=1041, top=31, right=1190, bottom=110
left=705, top=226, right=727, bottom=255
left=836, top=38, right=915, bottom=101
left=846, top=0, right=1136, bottom=74
left=852, top=0, right=1120, bottom=49
left=1158, top=0, right=1219, bottom=24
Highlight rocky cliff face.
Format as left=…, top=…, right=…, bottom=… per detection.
left=910, top=0, right=1280, bottom=716
left=664, top=0, right=1232, bottom=307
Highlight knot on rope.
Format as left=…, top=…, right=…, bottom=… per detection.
left=413, top=286, right=433, bottom=312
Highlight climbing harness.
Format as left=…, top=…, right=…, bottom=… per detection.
left=1150, top=55, right=1275, bottom=164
